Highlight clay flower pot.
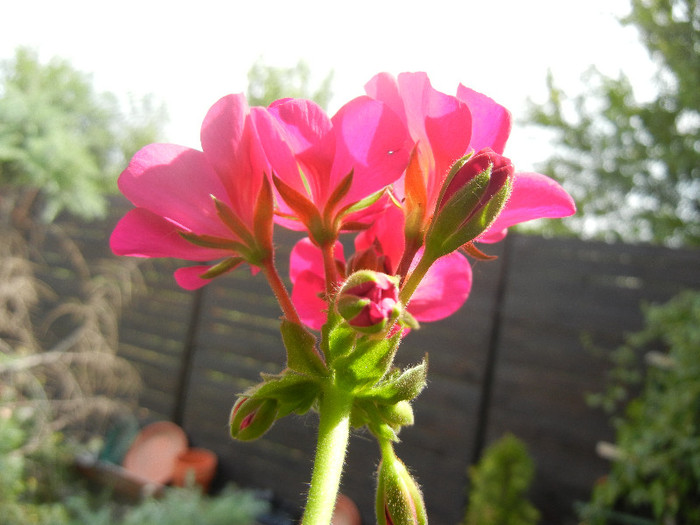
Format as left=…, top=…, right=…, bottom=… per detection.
left=332, top=493, right=362, bottom=525
left=172, top=447, right=218, bottom=492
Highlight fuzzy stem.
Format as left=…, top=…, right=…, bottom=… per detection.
left=301, top=385, right=354, bottom=525
left=261, top=257, right=301, bottom=326
left=399, top=250, right=435, bottom=306
left=321, top=241, right=339, bottom=295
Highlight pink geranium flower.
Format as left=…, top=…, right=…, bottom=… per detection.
left=110, top=94, right=274, bottom=290
left=250, top=96, right=412, bottom=244
left=365, top=72, right=575, bottom=251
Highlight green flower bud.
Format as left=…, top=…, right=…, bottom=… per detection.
left=229, top=396, right=278, bottom=441
left=425, top=147, right=513, bottom=258
left=376, top=453, right=427, bottom=525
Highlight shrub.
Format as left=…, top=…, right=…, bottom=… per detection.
left=463, top=433, right=540, bottom=525
left=580, top=290, right=700, bottom=524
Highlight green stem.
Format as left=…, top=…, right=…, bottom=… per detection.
left=399, top=250, right=435, bottom=306
left=302, top=385, right=354, bottom=525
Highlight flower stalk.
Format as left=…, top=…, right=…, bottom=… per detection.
left=301, top=385, right=354, bottom=525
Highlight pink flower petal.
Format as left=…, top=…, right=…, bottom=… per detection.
left=174, top=266, right=216, bottom=290
left=479, top=171, right=576, bottom=243
left=200, top=94, right=267, bottom=225
left=289, top=238, right=345, bottom=283
left=408, top=251, right=472, bottom=322
left=456, top=84, right=512, bottom=155
left=398, top=73, right=472, bottom=187
left=354, top=203, right=405, bottom=274
left=366, top=73, right=472, bottom=202
left=263, top=98, right=334, bottom=202
left=365, top=73, right=405, bottom=125
left=117, top=143, right=231, bottom=237
left=291, top=269, right=328, bottom=330
left=110, top=208, right=230, bottom=261
left=330, top=96, right=411, bottom=207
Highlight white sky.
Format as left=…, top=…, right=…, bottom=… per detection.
left=1, top=0, right=657, bottom=172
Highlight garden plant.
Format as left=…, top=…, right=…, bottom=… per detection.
left=111, top=71, right=576, bottom=524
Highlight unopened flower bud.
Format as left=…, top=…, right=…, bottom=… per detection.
left=376, top=454, right=427, bottom=525
left=425, top=147, right=514, bottom=258
left=336, top=271, right=402, bottom=334
left=229, top=396, right=278, bottom=441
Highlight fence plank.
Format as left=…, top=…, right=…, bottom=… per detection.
left=34, top=202, right=700, bottom=525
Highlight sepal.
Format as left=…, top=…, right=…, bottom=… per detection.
left=334, top=332, right=402, bottom=393
left=280, top=320, right=328, bottom=378
left=359, top=356, right=428, bottom=405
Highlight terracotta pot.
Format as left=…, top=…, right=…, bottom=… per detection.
left=122, top=421, right=188, bottom=485
left=172, top=448, right=218, bottom=492
left=332, top=493, right=362, bottom=525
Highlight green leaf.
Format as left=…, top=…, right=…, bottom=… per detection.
left=280, top=320, right=328, bottom=378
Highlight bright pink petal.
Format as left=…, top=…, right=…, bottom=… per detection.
left=289, top=238, right=345, bottom=284
left=397, top=73, right=472, bottom=191
left=354, top=203, right=405, bottom=274
left=200, top=94, right=266, bottom=225
left=479, top=171, right=576, bottom=243
left=407, top=251, right=472, bottom=322
left=174, top=266, right=215, bottom=290
left=291, top=270, right=328, bottom=330
left=117, top=143, right=231, bottom=237
left=263, top=98, right=334, bottom=202
left=364, top=73, right=406, bottom=128
left=110, top=208, right=230, bottom=261
left=456, top=84, right=512, bottom=155
left=330, top=96, right=411, bottom=206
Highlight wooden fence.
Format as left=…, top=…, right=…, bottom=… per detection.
left=33, top=203, right=700, bottom=525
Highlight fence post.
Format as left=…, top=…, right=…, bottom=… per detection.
left=470, top=233, right=513, bottom=466
left=172, top=286, right=206, bottom=426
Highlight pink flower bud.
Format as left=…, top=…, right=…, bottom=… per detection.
left=425, top=148, right=514, bottom=258
left=441, top=148, right=513, bottom=208
left=337, top=271, right=401, bottom=334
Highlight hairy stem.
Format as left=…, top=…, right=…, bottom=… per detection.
left=321, top=241, right=339, bottom=295
left=301, top=385, right=353, bottom=525
left=399, top=250, right=435, bottom=306
left=261, top=257, right=301, bottom=325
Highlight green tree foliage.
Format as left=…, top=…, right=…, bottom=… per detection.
left=246, top=58, right=334, bottom=109
left=581, top=290, right=700, bottom=524
left=526, top=0, right=699, bottom=246
left=0, top=47, right=166, bottom=222
left=463, top=433, right=540, bottom=525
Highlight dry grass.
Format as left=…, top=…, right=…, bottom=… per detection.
left=0, top=223, right=143, bottom=451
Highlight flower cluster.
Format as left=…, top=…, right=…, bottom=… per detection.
left=111, top=72, right=575, bottom=525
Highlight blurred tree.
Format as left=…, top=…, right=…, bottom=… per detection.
left=0, top=47, right=166, bottom=223
left=246, top=58, right=334, bottom=109
left=526, top=0, right=699, bottom=246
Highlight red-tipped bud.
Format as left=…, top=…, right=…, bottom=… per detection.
left=229, top=396, right=278, bottom=441
left=376, top=455, right=427, bottom=525
left=425, top=148, right=514, bottom=258
left=337, top=271, right=402, bottom=334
